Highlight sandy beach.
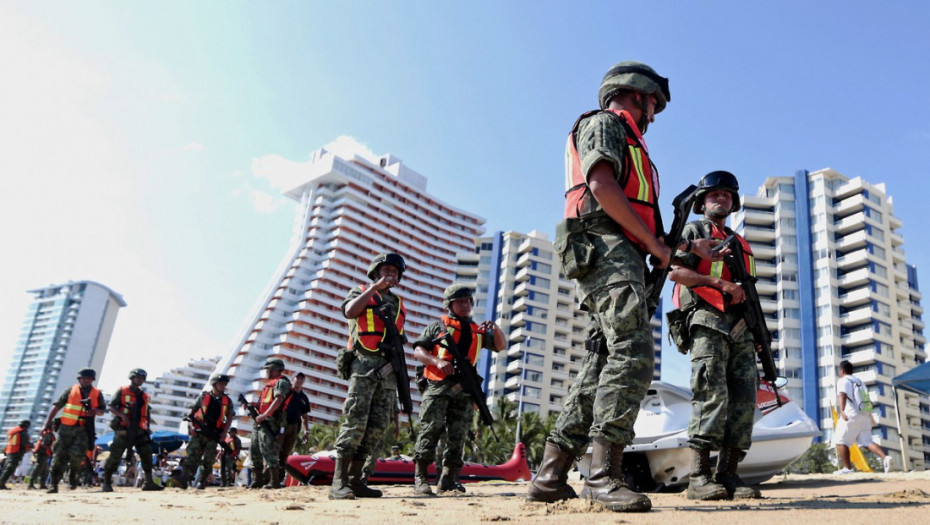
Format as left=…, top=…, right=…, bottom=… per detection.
left=2, top=470, right=929, bottom=525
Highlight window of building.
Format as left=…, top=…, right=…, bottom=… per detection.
left=525, top=370, right=542, bottom=382
left=525, top=353, right=545, bottom=367
left=523, top=386, right=541, bottom=399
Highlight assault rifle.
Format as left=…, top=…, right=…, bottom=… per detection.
left=125, top=394, right=143, bottom=465
left=432, top=333, right=498, bottom=441
left=372, top=298, right=414, bottom=415
left=645, top=184, right=699, bottom=317
left=237, top=394, right=277, bottom=435
left=80, top=398, right=97, bottom=459
left=715, top=235, right=782, bottom=405
left=184, top=414, right=231, bottom=454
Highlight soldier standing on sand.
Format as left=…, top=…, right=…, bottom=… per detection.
left=526, top=61, right=723, bottom=513
left=249, top=359, right=290, bottom=489
left=28, top=419, right=58, bottom=490
left=181, top=374, right=234, bottom=490
left=42, top=368, right=106, bottom=493
left=0, top=420, right=31, bottom=489
left=101, top=368, right=163, bottom=492
left=220, top=427, right=242, bottom=487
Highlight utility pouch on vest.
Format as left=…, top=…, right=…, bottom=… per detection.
left=666, top=308, right=693, bottom=354
left=729, top=318, right=748, bottom=343
left=555, top=217, right=594, bottom=280
left=415, top=365, right=427, bottom=394
left=336, top=347, right=356, bottom=381
left=584, top=334, right=608, bottom=355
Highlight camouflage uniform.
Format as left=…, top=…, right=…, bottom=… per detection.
left=103, top=388, right=156, bottom=486
left=31, top=432, right=54, bottom=488
left=549, top=111, right=655, bottom=454
left=220, top=434, right=242, bottom=486
left=674, top=219, right=757, bottom=451
left=255, top=377, right=290, bottom=469
left=49, top=386, right=106, bottom=487
left=413, top=318, right=496, bottom=470
left=183, top=433, right=218, bottom=484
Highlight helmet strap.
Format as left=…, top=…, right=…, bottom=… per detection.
left=637, top=93, right=650, bottom=134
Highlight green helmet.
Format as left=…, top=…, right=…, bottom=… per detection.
left=598, top=61, right=670, bottom=113
left=262, top=357, right=285, bottom=371
left=693, top=170, right=742, bottom=214
left=128, top=368, right=148, bottom=380
left=76, top=368, right=96, bottom=380
left=210, top=374, right=231, bottom=385
left=443, top=284, right=475, bottom=309
left=366, top=253, right=406, bottom=282
left=19, top=420, right=31, bottom=428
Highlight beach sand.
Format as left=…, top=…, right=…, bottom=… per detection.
left=2, top=470, right=929, bottom=524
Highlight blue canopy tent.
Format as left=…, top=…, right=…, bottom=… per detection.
left=95, top=431, right=190, bottom=454
left=891, top=362, right=930, bottom=472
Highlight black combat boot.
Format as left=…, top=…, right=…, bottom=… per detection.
left=413, top=460, right=434, bottom=497
left=141, top=470, right=164, bottom=491
left=328, top=456, right=355, bottom=500
left=436, top=465, right=455, bottom=494
left=714, top=448, right=761, bottom=499
left=348, top=459, right=381, bottom=497
left=579, top=437, right=651, bottom=512
left=100, top=471, right=114, bottom=493
left=248, top=469, right=265, bottom=489
left=527, top=441, right=578, bottom=502
left=686, top=448, right=727, bottom=500
left=264, top=467, right=282, bottom=489
left=47, top=471, right=61, bottom=494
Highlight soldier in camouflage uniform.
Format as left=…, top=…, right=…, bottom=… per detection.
left=411, top=285, right=505, bottom=497
left=330, top=253, right=407, bottom=500
left=28, top=419, right=58, bottom=489
left=0, top=420, right=31, bottom=489
left=180, top=374, right=234, bottom=490
left=668, top=171, right=762, bottom=500
left=101, top=368, right=163, bottom=492
left=42, top=368, right=106, bottom=493
left=246, top=360, right=290, bottom=489
left=526, top=62, right=722, bottom=513
left=220, top=427, right=242, bottom=487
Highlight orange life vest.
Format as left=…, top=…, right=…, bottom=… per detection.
left=34, top=431, right=54, bottom=456
left=61, top=384, right=101, bottom=427
left=355, top=286, right=406, bottom=353
left=564, top=109, right=661, bottom=251
left=115, top=386, right=150, bottom=430
left=673, top=221, right=756, bottom=312
left=5, top=426, right=27, bottom=454
left=424, top=316, right=486, bottom=381
left=258, top=378, right=285, bottom=414
left=195, top=392, right=231, bottom=428
left=225, top=436, right=240, bottom=455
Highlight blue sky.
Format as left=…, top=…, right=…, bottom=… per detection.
left=1, top=1, right=929, bottom=392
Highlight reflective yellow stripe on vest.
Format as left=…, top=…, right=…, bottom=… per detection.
left=627, top=145, right=650, bottom=201
left=747, top=255, right=756, bottom=277
left=709, top=260, right=724, bottom=279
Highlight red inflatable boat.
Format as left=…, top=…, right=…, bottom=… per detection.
left=284, top=442, right=531, bottom=486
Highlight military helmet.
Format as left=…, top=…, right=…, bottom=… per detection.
left=229, top=426, right=238, bottom=433
left=19, top=419, right=31, bottom=428
left=128, top=368, right=148, bottom=380
left=693, top=170, right=742, bottom=214
left=599, top=61, right=671, bottom=113
left=443, top=284, right=475, bottom=309
left=262, top=357, right=286, bottom=371
left=210, top=373, right=231, bottom=385
left=366, top=253, right=406, bottom=282
left=76, top=368, right=96, bottom=380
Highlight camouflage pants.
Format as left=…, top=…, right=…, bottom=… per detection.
left=104, top=431, right=154, bottom=477
left=413, top=381, right=472, bottom=468
left=688, top=325, right=758, bottom=451
left=50, top=424, right=90, bottom=481
left=334, top=355, right=397, bottom=460
left=250, top=436, right=264, bottom=474
left=183, top=433, right=219, bottom=481
left=0, top=452, right=23, bottom=482
left=550, top=281, right=655, bottom=454
left=32, top=451, right=51, bottom=485
left=221, top=456, right=237, bottom=485
left=256, top=423, right=283, bottom=469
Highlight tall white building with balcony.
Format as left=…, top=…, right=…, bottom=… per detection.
left=732, top=168, right=927, bottom=469
left=0, top=281, right=126, bottom=437
left=146, top=356, right=221, bottom=433
left=456, top=230, right=663, bottom=420
left=212, top=138, right=484, bottom=426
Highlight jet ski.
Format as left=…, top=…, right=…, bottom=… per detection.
left=576, top=380, right=820, bottom=491
left=284, top=441, right=532, bottom=486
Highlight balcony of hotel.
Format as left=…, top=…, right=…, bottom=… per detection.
left=840, top=327, right=875, bottom=347
left=514, top=266, right=531, bottom=283
left=833, top=212, right=866, bottom=235
left=742, top=207, right=775, bottom=226
left=512, top=296, right=529, bottom=312
left=833, top=193, right=866, bottom=217
left=841, top=346, right=878, bottom=366
left=838, top=286, right=871, bottom=308
left=840, top=306, right=873, bottom=325
left=742, top=224, right=776, bottom=243
left=834, top=230, right=868, bottom=252
left=891, top=230, right=904, bottom=246
left=838, top=267, right=870, bottom=289
left=751, top=243, right=776, bottom=259
left=835, top=248, right=868, bottom=271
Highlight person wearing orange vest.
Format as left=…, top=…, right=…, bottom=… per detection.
left=28, top=419, right=58, bottom=490
left=668, top=170, right=763, bottom=501
left=42, top=367, right=106, bottom=494
left=0, top=420, right=32, bottom=489
left=219, top=427, right=242, bottom=487
left=180, top=374, right=234, bottom=490
left=330, top=253, right=408, bottom=500
left=527, top=62, right=723, bottom=513
left=411, top=285, right=506, bottom=497
left=101, top=368, right=163, bottom=492
left=246, top=359, right=291, bottom=490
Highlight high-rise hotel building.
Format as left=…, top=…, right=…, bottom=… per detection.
left=214, top=138, right=484, bottom=425
left=455, top=230, right=663, bottom=420
left=148, top=356, right=220, bottom=432
left=732, top=168, right=926, bottom=469
left=0, top=281, right=126, bottom=436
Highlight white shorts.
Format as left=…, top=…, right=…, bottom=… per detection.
left=834, top=412, right=873, bottom=447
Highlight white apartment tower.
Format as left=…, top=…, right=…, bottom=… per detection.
left=455, top=230, right=662, bottom=420
left=732, top=168, right=927, bottom=470
left=214, top=138, right=484, bottom=425
left=147, top=356, right=221, bottom=433
left=0, top=281, right=126, bottom=436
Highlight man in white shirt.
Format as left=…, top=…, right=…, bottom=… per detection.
left=834, top=360, right=892, bottom=473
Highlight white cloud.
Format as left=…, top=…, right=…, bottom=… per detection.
left=250, top=190, right=283, bottom=214
left=251, top=154, right=311, bottom=191
left=183, top=141, right=205, bottom=151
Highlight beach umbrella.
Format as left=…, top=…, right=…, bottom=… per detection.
left=891, top=362, right=930, bottom=472
left=93, top=431, right=190, bottom=454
